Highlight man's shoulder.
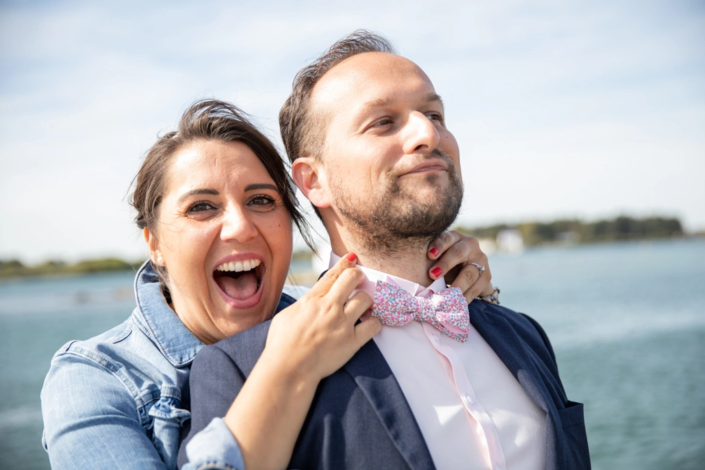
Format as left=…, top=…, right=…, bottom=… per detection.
left=471, top=300, right=543, bottom=330
left=470, top=300, right=557, bottom=364
left=194, top=319, right=273, bottom=377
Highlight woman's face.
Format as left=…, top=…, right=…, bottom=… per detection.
left=147, top=139, right=293, bottom=344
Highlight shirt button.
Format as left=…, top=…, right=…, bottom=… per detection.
left=432, top=332, right=441, bottom=343
left=464, top=394, right=474, bottom=404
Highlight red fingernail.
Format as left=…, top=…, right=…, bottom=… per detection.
left=431, top=267, right=442, bottom=277
left=346, top=253, right=357, bottom=262
left=429, top=247, right=439, bottom=257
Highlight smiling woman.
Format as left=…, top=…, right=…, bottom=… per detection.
left=39, top=99, right=495, bottom=470
left=143, top=139, right=294, bottom=343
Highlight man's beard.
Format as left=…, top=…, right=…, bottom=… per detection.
left=331, top=150, right=463, bottom=256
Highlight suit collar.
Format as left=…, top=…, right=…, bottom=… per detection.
left=343, top=340, right=436, bottom=470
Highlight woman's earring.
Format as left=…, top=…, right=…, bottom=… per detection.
left=156, top=254, right=164, bottom=266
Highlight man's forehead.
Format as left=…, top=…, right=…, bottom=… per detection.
left=311, top=52, right=436, bottom=113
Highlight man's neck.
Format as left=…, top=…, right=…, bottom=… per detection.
left=329, top=232, right=435, bottom=287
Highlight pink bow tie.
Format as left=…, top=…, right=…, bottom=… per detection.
left=372, top=280, right=471, bottom=343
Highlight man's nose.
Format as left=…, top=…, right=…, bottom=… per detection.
left=220, top=205, right=258, bottom=243
left=401, top=111, right=440, bottom=155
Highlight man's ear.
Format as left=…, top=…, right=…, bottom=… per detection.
left=291, top=157, right=331, bottom=209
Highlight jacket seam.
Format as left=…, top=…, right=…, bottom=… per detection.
left=57, top=345, right=157, bottom=417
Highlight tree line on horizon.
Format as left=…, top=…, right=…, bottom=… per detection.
left=0, top=258, right=144, bottom=279
left=0, top=215, right=690, bottom=279
left=455, top=215, right=684, bottom=247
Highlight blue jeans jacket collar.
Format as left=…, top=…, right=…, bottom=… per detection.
left=133, top=261, right=203, bottom=367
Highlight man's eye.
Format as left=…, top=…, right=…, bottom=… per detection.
left=427, top=113, right=444, bottom=123
left=187, top=202, right=216, bottom=213
left=373, top=118, right=393, bottom=127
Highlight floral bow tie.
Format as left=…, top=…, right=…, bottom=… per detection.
left=372, top=280, right=471, bottom=343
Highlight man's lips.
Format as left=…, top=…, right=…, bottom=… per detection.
left=401, top=159, right=449, bottom=176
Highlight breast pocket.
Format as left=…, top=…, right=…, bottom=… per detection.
left=557, top=400, right=591, bottom=470
left=148, top=389, right=191, bottom=470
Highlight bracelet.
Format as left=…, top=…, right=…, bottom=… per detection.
left=478, top=287, right=500, bottom=305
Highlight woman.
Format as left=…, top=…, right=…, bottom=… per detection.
left=41, top=100, right=496, bottom=470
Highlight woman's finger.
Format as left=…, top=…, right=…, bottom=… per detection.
left=427, top=230, right=462, bottom=260
left=343, top=291, right=373, bottom=321
left=353, top=317, right=382, bottom=347
left=452, top=263, right=481, bottom=293
left=326, top=264, right=365, bottom=306
left=428, top=236, right=475, bottom=280
left=309, top=253, right=358, bottom=296
left=451, top=264, right=493, bottom=303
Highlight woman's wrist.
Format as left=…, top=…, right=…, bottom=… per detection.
left=258, top=345, right=322, bottom=393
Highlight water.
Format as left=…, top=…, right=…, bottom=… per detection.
left=1, top=239, right=703, bottom=469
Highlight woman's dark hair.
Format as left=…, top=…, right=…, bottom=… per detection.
left=130, top=99, right=313, bottom=295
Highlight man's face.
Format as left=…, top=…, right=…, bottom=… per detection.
left=310, top=52, right=463, bottom=248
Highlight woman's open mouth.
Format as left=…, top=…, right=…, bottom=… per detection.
left=213, top=258, right=265, bottom=309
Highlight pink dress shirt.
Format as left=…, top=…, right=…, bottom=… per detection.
left=329, top=253, right=547, bottom=470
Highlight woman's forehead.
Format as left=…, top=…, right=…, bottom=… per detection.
left=166, top=140, right=275, bottom=193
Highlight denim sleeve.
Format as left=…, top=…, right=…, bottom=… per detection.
left=181, top=418, right=245, bottom=470
left=41, top=350, right=169, bottom=470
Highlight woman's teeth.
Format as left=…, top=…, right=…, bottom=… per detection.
left=215, top=259, right=261, bottom=272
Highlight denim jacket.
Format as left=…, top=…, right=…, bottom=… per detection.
left=41, top=262, right=296, bottom=470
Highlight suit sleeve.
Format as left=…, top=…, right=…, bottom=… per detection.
left=180, top=345, right=247, bottom=470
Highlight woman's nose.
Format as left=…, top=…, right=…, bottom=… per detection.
left=220, top=206, right=258, bottom=243
left=401, top=111, right=441, bottom=155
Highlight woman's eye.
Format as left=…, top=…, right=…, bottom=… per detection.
left=187, top=202, right=216, bottom=214
left=248, top=195, right=276, bottom=208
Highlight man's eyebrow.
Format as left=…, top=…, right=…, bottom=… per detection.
left=245, top=183, right=278, bottom=192
left=424, top=92, right=444, bottom=106
left=362, top=92, right=444, bottom=110
left=363, top=97, right=395, bottom=109
left=177, top=188, right=219, bottom=203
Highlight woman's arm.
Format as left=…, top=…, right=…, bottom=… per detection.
left=186, top=235, right=495, bottom=470
left=41, top=351, right=171, bottom=470
left=186, top=254, right=380, bottom=470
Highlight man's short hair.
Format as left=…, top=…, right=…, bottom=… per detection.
left=279, top=30, right=396, bottom=164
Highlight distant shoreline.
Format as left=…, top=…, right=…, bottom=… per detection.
left=3, top=232, right=702, bottom=281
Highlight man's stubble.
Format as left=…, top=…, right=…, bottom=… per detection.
left=330, top=150, right=464, bottom=257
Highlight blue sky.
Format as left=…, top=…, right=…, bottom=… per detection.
left=1, top=0, right=704, bottom=262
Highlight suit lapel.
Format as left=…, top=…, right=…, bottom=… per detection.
left=343, top=339, right=436, bottom=470
left=469, top=301, right=563, bottom=469
left=469, top=301, right=551, bottom=412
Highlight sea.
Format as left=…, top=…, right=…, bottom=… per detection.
left=1, top=238, right=703, bottom=469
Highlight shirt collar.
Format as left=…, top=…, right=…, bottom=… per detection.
left=328, top=252, right=447, bottom=300
left=132, top=261, right=204, bottom=367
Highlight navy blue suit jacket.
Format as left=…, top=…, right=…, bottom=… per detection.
left=180, top=297, right=590, bottom=469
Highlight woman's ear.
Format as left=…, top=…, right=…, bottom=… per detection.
left=144, top=228, right=163, bottom=266
left=291, top=157, right=331, bottom=209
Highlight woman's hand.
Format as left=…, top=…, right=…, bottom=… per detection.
left=427, top=230, right=494, bottom=303
left=225, top=254, right=380, bottom=470
left=262, top=253, right=381, bottom=383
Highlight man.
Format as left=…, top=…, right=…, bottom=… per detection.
left=182, top=31, right=590, bottom=469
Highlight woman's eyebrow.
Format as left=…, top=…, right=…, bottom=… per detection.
left=177, top=188, right=219, bottom=203
left=245, top=183, right=278, bottom=192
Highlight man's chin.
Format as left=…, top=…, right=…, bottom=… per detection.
left=397, top=185, right=449, bottom=209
